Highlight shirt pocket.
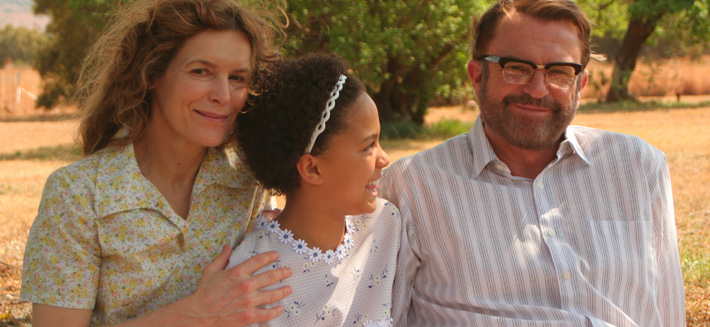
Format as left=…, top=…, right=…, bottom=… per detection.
left=588, top=219, right=658, bottom=307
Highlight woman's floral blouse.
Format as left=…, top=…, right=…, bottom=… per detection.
left=21, top=144, right=269, bottom=326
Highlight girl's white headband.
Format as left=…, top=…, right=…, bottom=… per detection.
left=304, top=75, right=347, bottom=154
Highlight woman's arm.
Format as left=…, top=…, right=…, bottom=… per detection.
left=32, top=304, right=92, bottom=327
left=31, top=246, right=292, bottom=327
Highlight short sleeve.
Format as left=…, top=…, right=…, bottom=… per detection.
left=21, top=166, right=102, bottom=309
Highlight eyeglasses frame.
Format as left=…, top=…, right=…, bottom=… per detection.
left=476, top=55, right=583, bottom=87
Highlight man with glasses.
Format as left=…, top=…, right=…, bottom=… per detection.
left=381, top=0, right=686, bottom=326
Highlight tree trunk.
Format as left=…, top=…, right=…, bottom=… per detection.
left=605, top=15, right=662, bottom=102
left=375, top=42, right=457, bottom=123
left=373, top=57, right=408, bottom=122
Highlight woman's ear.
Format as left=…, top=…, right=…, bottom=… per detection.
left=296, top=154, right=323, bottom=185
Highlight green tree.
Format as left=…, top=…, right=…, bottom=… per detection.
left=600, top=0, right=709, bottom=102
left=579, top=0, right=629, bottom=41
left=0, top=25, right=50, bottom=67
left=284, top=0, right=491, bottom=123
left=33, top=0, right=124, bottom=109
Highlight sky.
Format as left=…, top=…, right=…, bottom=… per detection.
left=0, top=0, right=50, bottom=31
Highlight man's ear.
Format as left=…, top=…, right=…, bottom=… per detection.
left=296, top=154, right=323, bottom=185
left=468, top=59, right=483, bottom=90
left=580, top=69, right=589, bottom=90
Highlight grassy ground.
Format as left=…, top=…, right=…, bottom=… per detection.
left=1, top=105, right=709, bottom=325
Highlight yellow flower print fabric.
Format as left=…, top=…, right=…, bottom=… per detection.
left=21, top=144, right=268, bottom=326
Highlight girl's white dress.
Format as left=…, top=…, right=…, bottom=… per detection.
left=227, top=198, right=401, bottom=327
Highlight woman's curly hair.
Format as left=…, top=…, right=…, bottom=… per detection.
left=76, top=0, right=284, bottom=155
left=235, top=54, right=365, bottom=195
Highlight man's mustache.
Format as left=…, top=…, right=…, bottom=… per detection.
left=502, top=94, right=562, bottom=113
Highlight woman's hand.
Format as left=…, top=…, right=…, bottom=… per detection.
left=161, top=244, right=293, bottom=326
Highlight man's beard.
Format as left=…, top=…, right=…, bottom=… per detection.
left=477, top=69, right=580, bottom=150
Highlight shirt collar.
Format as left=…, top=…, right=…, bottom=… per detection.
left=94, top=144, right=256, bottom=218
left=563, top=125, right=591, bottom=165
left=94, top=144, right=151, bottom=218
left=467, top=116, right=590, bottom=179
left=467, top=117, right=500, bottom=178
left=194, top=146, right=258, bottom=194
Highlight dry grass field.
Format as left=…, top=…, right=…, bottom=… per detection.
left=581, top=54, right=710, bottom=102
left=1, top=104, right=709, bottom=325
left=0, top=65, right=42, bottom=117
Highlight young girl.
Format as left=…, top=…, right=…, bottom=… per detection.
left=228, top=54, right=400, bottom=327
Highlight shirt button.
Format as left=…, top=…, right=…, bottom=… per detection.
left=496, top=164, right=505, bottom=172
left=563, top=272, right=571, bottom=280
left=547, top=229, right=556, bottom=237
left=536, top=182, right=545, bottom=189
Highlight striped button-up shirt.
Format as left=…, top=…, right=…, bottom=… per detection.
left=380, top=117, right=685, bottom=327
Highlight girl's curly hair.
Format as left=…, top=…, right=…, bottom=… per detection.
left=235, top=54, right=365, bottom=195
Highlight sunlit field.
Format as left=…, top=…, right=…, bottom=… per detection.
left=582, top=54, right=710, bottom=102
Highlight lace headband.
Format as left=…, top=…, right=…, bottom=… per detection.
left=304, top=74, right=347, bottom=154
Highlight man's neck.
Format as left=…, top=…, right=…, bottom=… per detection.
left=484, top=128, right=560, bottom=179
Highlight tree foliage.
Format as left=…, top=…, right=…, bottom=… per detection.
left=579, top=0, right=630, bottom=40
left=33, top=0, right=124, bottom=109
left=576, top=0, right=710, bottom=102
left=0, top=25, right=50, bottom=67
left=32, top=0, right=489, bottom=121
left=30, top=0, right=710, bottom=111
left=283, top=0, right=491, bottom=123
left=655, top=0, right=710, bottom=56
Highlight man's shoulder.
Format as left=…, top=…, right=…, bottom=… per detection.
left=569, top=125, right=665, bottom=161
left=389, top=133, right=470, bottom=171
left=381, top=133, right=472, bottom=203
left=571, top=125, right=655, bottom=145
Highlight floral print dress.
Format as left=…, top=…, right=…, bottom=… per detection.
left=227, top=198, right=401, bottom=327
left=21, top=144, right=269, bottom=326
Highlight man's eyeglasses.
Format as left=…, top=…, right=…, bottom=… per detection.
left=477, top=55, right=583, bottom=88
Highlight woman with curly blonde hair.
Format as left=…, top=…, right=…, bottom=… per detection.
left=21, top=0, right=292, bottom=326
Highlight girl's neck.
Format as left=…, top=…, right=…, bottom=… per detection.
left=276, top=193, right=347, bottom=251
